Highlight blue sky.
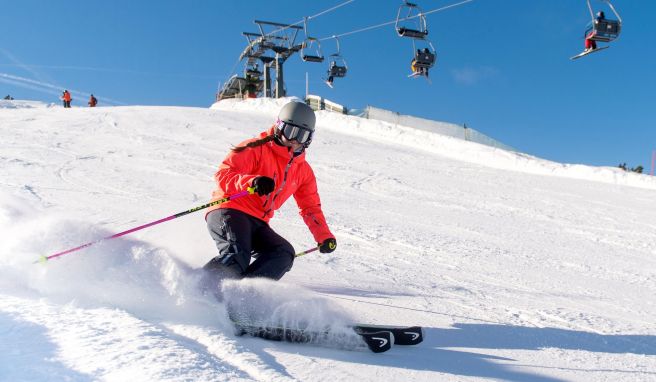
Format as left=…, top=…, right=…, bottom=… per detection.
left=1, top=0, right=655, bottom=169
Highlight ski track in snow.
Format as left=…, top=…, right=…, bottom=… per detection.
left=1, top=99, right=655, bottom=381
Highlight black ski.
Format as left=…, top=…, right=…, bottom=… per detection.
left=233, top=321, right=394, bottom=353
left=352, top=324, right=423, bottom=346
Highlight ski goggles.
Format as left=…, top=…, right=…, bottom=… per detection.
left=277, top=120, right=313, bottom=144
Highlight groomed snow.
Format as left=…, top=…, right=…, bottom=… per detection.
left=1, top=98, right=655, bottom=381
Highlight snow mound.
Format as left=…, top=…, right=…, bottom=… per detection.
left=0, top=99, right=53, bottom=109
left=210, top=96, right=303, bottom=116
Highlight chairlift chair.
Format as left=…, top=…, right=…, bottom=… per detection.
left=328, top=62, right=348, bottom=78
left=326, top=37, right=348, bottom=78
left=301, top=38, right=324, bottom=62
left=395, top=1, right=428, bottom=39
left=415, top=47, right=435, bottom=67
left=301, top=18, right=324, bottom=63
left=409, top=42, right=437, bottom=79
left=585, top=0, right=622, bottom=42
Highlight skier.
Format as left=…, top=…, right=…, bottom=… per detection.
left=410, top=58, right=419, bottom=76
left=411, top=58, right=428, bottom=77
left=88, top=94, right=98, bottom=107
left=326, top=61, right=337, bottom=88
left=410, top=49, right=431, bottom=77
left=201, top=101, right=337, bottom=297
left=61, top=90, right=72, bottom=108
left=584, top=11, right=605, bottom=53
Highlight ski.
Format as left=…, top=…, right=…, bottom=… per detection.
left=232, top=321, right=394, bottom=353
left=570, top=46, right=609, bottom=60
left=352, top=324, right=423, bottom=346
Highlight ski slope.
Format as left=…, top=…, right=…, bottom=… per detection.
left=1, top=98, right=655, bottom=381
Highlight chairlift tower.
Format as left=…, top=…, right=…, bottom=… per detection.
left=239, top=20, right=303, bottom=98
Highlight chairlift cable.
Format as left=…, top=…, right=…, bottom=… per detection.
left=308, top=0, right=356, bottom=20
left=262, top=0, right=357, bottom=39
left=318, top=0, right=475, bottom=41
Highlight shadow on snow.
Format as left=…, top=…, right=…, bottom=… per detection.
left=243, top=322, right=656, bottom=382
left=0, top=311, right=93, bottom=381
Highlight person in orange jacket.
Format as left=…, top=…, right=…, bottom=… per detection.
left=61, top=90, right=72, bottom=108
left=202, top=102, right=336, bottom=296
left=88, top=94, right=98, bottom=107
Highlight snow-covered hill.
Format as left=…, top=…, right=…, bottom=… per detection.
left=1, top=98, right=655, bottom=381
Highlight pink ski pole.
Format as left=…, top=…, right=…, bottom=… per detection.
left=295, top=246, right=319, bottom=258
left=36, top=188, right=254, bottom=264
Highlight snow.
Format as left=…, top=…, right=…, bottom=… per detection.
left=1, top=98, right=655, bottom=381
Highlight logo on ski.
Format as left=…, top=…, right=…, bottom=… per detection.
left=405, top=331, right=420, bottom=341
left=372, top=336, right=389, bottom=348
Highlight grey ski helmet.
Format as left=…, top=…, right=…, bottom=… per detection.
left=276, top=101, right=316, bottom=148
left=278, top=101, right=316, bottom=131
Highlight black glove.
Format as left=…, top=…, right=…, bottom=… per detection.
left=252, top=176, right=275, bottom=196
left=319, top=238, right=337, bottom=253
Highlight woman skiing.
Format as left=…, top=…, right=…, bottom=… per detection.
left=202, top=101, right=336, bottom=296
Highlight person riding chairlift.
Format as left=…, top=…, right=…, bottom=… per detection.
left=411, top=49, right=430, bottom=77
left=326, top=61, right=337, bottom=87
left=585, top=11, right=606, bottom=52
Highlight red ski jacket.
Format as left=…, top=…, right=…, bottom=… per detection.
left=207, top=127, right=334, bottom=244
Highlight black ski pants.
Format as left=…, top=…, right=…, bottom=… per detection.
left=203, top=208, right=295, bottom=281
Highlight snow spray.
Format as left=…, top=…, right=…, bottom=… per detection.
left=35, top=188, right=255, bottom=264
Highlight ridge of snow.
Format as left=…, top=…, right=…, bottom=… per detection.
left=0, top=99, right=54, bottom=109
left=214, top=97, right=656, bottom=190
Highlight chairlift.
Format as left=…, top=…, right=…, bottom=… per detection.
left=412, top=47, right=436, bottom=70
left=395, top=1, right=428, bottom=39
left=325, top=37, right=348, bottom=84
left=300, top=17, right=324, bottom=63
left=394, top=1, right=436, bottom=78
left=585, top=0, right=622, bottom=43
left=409, top=43, right=436, bottom=79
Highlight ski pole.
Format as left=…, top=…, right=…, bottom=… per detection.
left=295, top=246, right=319, bottom=258
left=36, top=188, right=255, bottom=264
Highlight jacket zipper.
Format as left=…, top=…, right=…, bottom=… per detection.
left=262, top=172, right=277, bottom=210
left=262, top=154, right=294, bottom=218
